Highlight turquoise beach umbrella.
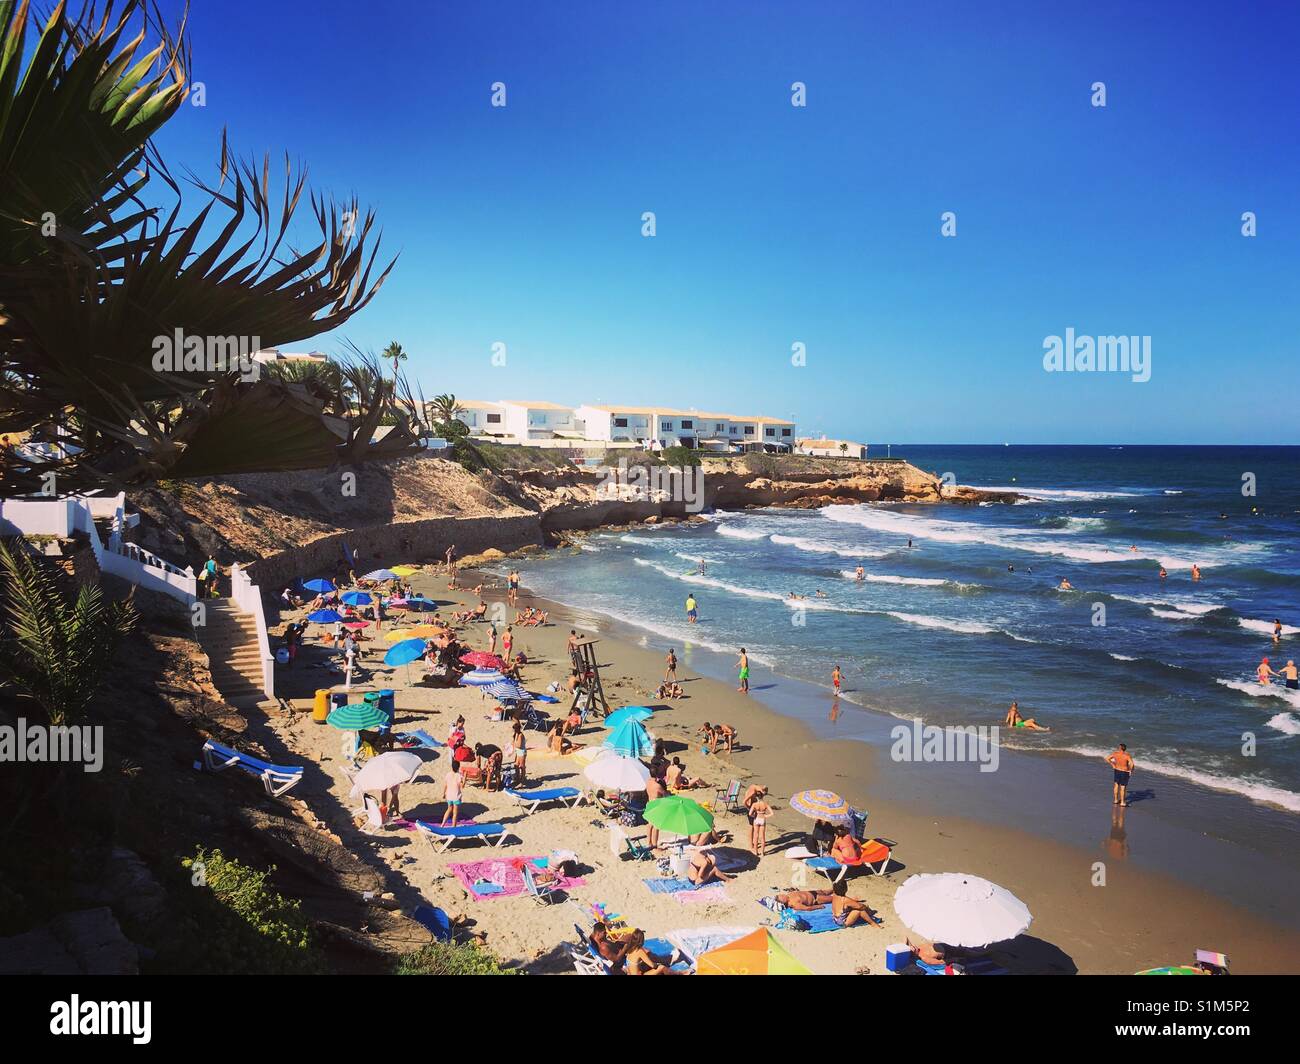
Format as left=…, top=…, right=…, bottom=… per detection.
left=384, top=638, right=427, bottom=667
left=327, top=704, right=389, bottom=731
left=603, top=719, right=654, bottom=758
left=604, top=705, right=653, bottom=730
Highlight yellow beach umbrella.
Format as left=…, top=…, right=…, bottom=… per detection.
left=391, top=565, right=420, bottom=576
left=696, top=928, right=812, bottom=976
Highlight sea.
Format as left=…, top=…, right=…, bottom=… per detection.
left=499, top=446, right=1300, bottom=815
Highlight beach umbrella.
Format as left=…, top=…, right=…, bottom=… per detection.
left=307, top=609, right=344, bottom=624
left=391, top=565, right=419, bottom=576
left=362, top=569, right=399, bottom=582
left=602, top=719, right=654, bottom=759
left=583, top=752, right=650, bottom=790
left=460, top=651, right=506, bottom=670
left=341, top=590, right=373, bottom=606
left=341, top=620, right=369, bottom=630
left=892, top=873, right=1032, bottom=948
left=384, top=625, right=448, bottom=642
left=604, top=705, right=653, bottom=730
left=327, top=703, right=390, bottom=731
left=644, top=795, right=714, bottom=836
left=788, top=788, right=852, bottom=826
left=384, top=639, right=428, bottom=667
left=482, top=680, right=528, bottom=702
left=1136, top=966, right=1202, bottom=975
left=303, top=578, right=335, bottom=594
left=696, top=928, right=812, bottom=976
left=405, top=595, right=436, bottom=610
left=348, top=750, right=425, bottom=797
left=459, top=668, right=507, bottom=687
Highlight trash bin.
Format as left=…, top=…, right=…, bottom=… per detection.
left=375, top=689, right=396, bottom=726
left=312, top=689, right=330, bottom=724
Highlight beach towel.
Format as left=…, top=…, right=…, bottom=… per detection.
left=643, top=876, right=702, bottom=895
left=758, top=897, right=871, bottom=934
left=674, top=884, right=729, bottom=905
left=451, top=856, right=585, bottom=900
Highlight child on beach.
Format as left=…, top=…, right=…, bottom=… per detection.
left=832, top=665, right=841, bottom=695
left=440, top=762, right=463, bottom=827
left=664, top=648, right=677, bottom=682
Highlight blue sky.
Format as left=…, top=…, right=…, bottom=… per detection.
left=151, top=0, right=1299, bottom=444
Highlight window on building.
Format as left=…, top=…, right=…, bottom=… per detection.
left=680, top=420, right=692, bottom=429
left=486, top=413, right=502, bottom=424
left=765, top=427, right=775, bottom=437
left=742, top=425, right=755, bottom=434
left=715, top=423, right=725, bottom=432
left=614, top=417, right=628, bottom=428
left=661, top=421, right=673, bottom=431
left=781, top=428, right=792, bottom=437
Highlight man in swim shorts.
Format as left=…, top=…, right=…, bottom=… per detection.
left=685, top=594, right=698, bottom=624
left=1105, top=743, right=1134, bottom=806
left=1283, top=660, right=1298, bottom=690
left=736, top=648, right=749, bottom=694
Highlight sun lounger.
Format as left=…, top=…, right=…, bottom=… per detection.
left=805, top=839, right=893, bottom=884
left=200, top=740, right=303, bottom=797
left=569, top=923, right=616, bottom=975
left=506, top=786, right=585, bottom=814
left=522, top=863, right=562, bottom=906
left=414, top=820, right=518, bottom=852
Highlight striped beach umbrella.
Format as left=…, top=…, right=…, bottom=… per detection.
left=604, top=705, right=653, bottom=730
left=602, top=719, right=654, bottom=759
left=459, top=668, right=507, bottom=687
left=644, top=795, right=713, bottom=836
left=362, top=569, right=399, bottom=582
left=327, top=704, right=390, bottom=731
left=341, top=590, right=373, bottom=606
left=383, top=639, right=427, bottom=667
left=482, top=680, right=528, bottom=702
left=307, top=609, right=344, bottom=624
left=788, top=788, right=852, bottom=825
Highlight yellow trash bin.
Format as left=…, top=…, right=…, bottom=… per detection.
left=312, top=689, right=330, bottom=724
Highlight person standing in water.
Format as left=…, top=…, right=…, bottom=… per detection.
left=831, top=665, right=841, bottom=695
left=697, top=558, right=706, bottom=575
left=1281, top=660, right=1299, bottom=691
left=1105, top=743, right=1134, bottom=806
left=1257, top=656, right=1280, bottom=685
left=685, top=594, right=698, bottom=624
left=1274, top=619, right=1284, bottom=643
left=736, top=648, right=749, bottom=694
left=854, top=565, right=865, bottom=582
left=1191, top=563, right=1201, bottom=581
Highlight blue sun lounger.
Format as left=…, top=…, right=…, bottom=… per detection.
left=505, top=786, right=585, bottom=814
left=413, top=820, right=518, bottom=852
left=200, top=740, right=303, bottom=797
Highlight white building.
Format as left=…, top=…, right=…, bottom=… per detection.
left=796, top=435, right=867, bottom=459
left=499, top=400, right=578, bottom=442
left=450, top=399, right=508, bottom=436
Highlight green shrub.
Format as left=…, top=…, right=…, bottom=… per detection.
left=659, top=445, right=701, bottom=467
left=395, top=941, right=521, bottom=976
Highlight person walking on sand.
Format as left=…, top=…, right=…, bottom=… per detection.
left=1257, top=656, right=1280, bottom=685
left=1106, top=743, right=1134, bottom=806
left=685, top=594, right=698, bottom=624
left=502, top=625, right=513, bottom=660
left=440, top=761, right=463, bottom=827
left=664, top=648, right=677, bottom=683
left=736, top=648, right=749, bottom=694
left=832, top=664, right=842, bottom=695
left=507, top=569, right=520, bottom=606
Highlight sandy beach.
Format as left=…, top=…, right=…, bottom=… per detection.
left=262, top=564, right=1300, bottom=975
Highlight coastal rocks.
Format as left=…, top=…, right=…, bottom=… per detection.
left=0, top=908, right=139, bottom=975
left=76, top=848, right=169, bottom=930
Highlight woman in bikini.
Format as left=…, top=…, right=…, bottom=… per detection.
left=747, top=787, right=772, bottom=856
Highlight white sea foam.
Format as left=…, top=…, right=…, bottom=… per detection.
left=1109, top=653, right=1138, bottom=661
left=882, top=611, right=1037, bottom=642
left=770, top=533, right=884, bottom=559
left=715, top=524, right=767, bottom=541
left=634, top=558, right=786, bottom=602
left=1217, top=677, right=1300, bottom=710
left=978, top=486, right=1144, bottom=501
left=1266, top=713, right=1300, bottom=736
left=1239, top=618, right=1300, bottom=637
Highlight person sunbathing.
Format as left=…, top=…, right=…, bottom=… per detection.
left=666, top=757, right=708, bottom=791
left=1004, top=701, right=1050, bottom=731
left=828, top=880, right=879, bottom=927
left=623, top=930, right=687, bottom=975
left=908, top=939, right=949, bottom=969
left=589, top=922, right=633, bottom=973
left=830, top=825, right=863, bottom=865
left=548, top=722, right=580, bottom=754
left=522, top=610, right=548, bottom=627
left=775, top=889, right=835, bottom=911
left=686, top=850, right=734, bottom=885
left=561, top=708, right=583, bottom=735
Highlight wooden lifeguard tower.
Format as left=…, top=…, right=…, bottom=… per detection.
left=570, top=639, right=610, bottom=720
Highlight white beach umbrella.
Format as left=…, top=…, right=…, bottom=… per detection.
left=892, top=872, right=1032, bottom=948
left=348, top=750, right=425, bottom=797
left=583, top=752, right=650, bottom=791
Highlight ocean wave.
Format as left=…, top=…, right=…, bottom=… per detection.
left=1217, top=678, right=1300, bottom=710
left=620, top=533, right=667, bottom=545
left=1150, top=608, right=1201, bottom=620
left=1267, top=713, right=1300, bottom=737
left=1109, top=653, right=1138, bottom=661
left=1239, top=618, right=1300, bottom=637
left=838, top=570, right=948, bottom=587
left=770, top=533, right=884, bottom=559
left=977, top=485, right=1145, bottom=501
left=714, top=524, right=768, bottom=541
left=557, top=600, right=777, bottom=667
left=882, top=611, right=1037, bottom=642
left=633, top=558, right=787, bottom=602
left=1046, top=744, right=1300, bottom=812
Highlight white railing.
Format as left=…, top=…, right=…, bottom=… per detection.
left=0, top=494, right=197, bottom=604
left=229, top=562, right=275, bottom=702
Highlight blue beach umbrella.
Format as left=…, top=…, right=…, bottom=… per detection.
left=603, top=719, right=654, bottom=759
left=604, top=705, right=653, bottom=730
left=459, top=668, right=507, bottom=687
left=308, top=609, right=344, bottom=624
left=303, top=578, right=335, bottom=594
left=341, top=590, right=373, bottom=606
left=362, top=569, right=399, bottom=582
left=405, top=595, right=435, bottom=611
left=383, top=638, right=427, bottom=667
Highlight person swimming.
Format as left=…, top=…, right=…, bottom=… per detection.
left=1058, top=578, right=1073, bottom=591
left=854, top=566, right=865, bottom=581
left=1158, top=567, right=1167, bottom=579
left=1191, top=563, right=1201, bottom=581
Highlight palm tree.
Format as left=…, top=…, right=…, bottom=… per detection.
left=429, top=393, right=463, bottom=427
left=0, top=540, right=138, bottom=727
left=839, top=442, right=848, bottom=458
left=0, top=1, right=399, bottom=494
left=383, top=341, right=407, bottom=378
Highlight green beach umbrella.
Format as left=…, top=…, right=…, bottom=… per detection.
left=327, top=703, right=389, bottom=731
left=643, top=795, right=714, bottom=837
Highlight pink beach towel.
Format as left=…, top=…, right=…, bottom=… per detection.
left=449, top=856, right=585, bottom=900
left=673, top=884, right=729, bottom=905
